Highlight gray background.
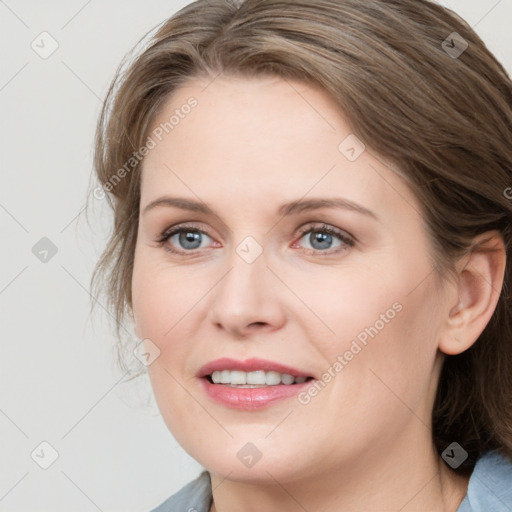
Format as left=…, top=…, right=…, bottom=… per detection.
left=1, top=1, right=511, bottom=510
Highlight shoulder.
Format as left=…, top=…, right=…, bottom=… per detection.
left=457, top=451, right=512, bottom=512
left=149, top=470, right=212, bottom=512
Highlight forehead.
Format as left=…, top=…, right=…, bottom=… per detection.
left=140, top=75, right=419, bottom=222
left=144, top=74, right=347, bottom=165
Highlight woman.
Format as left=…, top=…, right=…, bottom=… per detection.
left=89, top=0, right=512, bottom=510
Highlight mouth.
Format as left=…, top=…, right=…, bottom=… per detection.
left=197, top=358, right=317, bottom=410
left=204, top=370, right=314, bottom=387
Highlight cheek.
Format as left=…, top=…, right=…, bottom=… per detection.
left=131, top=254, right=203, bottom=340
left=295, top=289, right=442, bottom=463
left=290, top=259, right=411, bottom=356
left=307, top=255, right=441, bottom=404
left=143, top=361, right=209, bottom=464
left=325, top=277, right=442, bottom=427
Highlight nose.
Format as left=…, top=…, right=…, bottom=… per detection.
left=207, top=247, right=287, bottom=339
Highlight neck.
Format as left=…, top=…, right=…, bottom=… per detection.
left=208, top=436, right=470, bottom=512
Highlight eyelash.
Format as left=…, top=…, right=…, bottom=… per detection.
left=155, top=223, right=355, bottom=257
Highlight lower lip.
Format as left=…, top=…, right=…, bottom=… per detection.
left=200, top=378, right=314, bottom=410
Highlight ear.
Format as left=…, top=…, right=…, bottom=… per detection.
left=438, top=230, right=506, bottom=356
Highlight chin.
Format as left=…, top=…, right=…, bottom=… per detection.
left=185, top=436, right=311, bottom=483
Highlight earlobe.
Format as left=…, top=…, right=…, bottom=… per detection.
left=439, top=231, right=506, bottom=356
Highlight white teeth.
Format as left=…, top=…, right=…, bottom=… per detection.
left=281, top=373, right=295, bottom=385
left=230, top=370, right=246, bottom=385
left=209, top=370, right=309, bottom=386
left=247, top=371, right=266, bottom=385
left=265, top=371, right=281, bottom=386
left=220, top=370, right=230, bottom=384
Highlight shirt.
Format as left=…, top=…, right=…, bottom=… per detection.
left=150, top=451, right=512, bottom=511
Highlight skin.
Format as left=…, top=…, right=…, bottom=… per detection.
left=131, top=75, right=506, bottom=511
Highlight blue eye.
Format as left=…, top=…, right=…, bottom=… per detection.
left=157, top=223, right=355, bottom=256
left=158, top=225, right=212, bottom=253
left=295, top=224, right=354, bottom=254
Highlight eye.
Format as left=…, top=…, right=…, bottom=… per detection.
left=294, top=224, right=355, bottom=254
left=156, top=223, right=355, bottom=256
left=157, top=224, right=215, bottom=254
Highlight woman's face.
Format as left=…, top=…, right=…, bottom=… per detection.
left=132, top=75, right=451, bottom=481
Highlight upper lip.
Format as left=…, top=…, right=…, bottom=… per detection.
left=197, top=357, right=314, bottom=379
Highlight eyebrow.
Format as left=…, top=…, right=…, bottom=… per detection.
left=142, top=196, right=379, bottom=221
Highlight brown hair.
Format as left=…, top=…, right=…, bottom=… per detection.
left=86, top=0, right=512, bottom=470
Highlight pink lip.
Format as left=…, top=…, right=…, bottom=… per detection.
left=196, top=357, right=316, bottom=411
left=200, top=378, right=314, bottom=410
